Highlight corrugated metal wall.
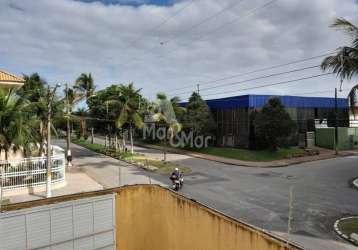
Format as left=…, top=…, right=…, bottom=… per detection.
left=213, top=107, right=249, bottom=147
left=0, top=194, right=115, bottom=250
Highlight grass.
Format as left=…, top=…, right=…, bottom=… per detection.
left=121, top=154, right=191, bottom=175
left=184, top=146, right=306, bottom=162
left=73, top=139, right=191, bottom=175
left=0, top=198, right=10, bottom=206
left=74, top=139, right=104, bottom=152
left=338, top=218, right=358, bottom=237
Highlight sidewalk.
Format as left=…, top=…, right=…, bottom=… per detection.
left=55, top=140, right=166, bottom=189
left=135, top=142, right=354, bottom=167
left=7, top=168, right=103, bottom=203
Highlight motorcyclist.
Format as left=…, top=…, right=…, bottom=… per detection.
left=170, top=168, right=183, bottom=184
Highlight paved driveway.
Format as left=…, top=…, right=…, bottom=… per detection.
left=60, top=139, right=358, bottom=250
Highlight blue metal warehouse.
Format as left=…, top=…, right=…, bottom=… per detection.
left=204, top=95, right=349, bottom=148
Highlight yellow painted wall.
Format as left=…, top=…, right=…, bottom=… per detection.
left=116, top=185, right=301, bottom=250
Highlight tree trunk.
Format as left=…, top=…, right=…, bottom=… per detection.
left=163, top=126, right=167, bottom=162
left=66, top=117, right=71, bottom=153
left=129, top=125, right=134, bottom=154
left=115, top=133, right=118, bottom=152
left=122, top=130, right=126, bottom=152
left=39, top=120, right=44, bottom=156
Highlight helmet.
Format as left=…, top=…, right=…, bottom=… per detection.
left=175, top=168, right=179, bottom=171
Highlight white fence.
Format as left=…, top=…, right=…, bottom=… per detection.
left=0, top=147, right=65, bottom=190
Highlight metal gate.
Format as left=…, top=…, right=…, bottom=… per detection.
left=0, top=194, right=116, bottom=250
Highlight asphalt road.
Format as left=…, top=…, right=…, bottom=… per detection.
left=58, top=139, right=358, bottom=250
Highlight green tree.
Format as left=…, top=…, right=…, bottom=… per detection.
left=18, top=73, right=46, bottom=102
left=185, top=92, right=215, bottom=136
left=72, top=108, right=88, bottom=139
left=0, top=88, right=37, bottom=160
left=108, top=83, right=143, bottom=154
left=170, top=96, right=186, bottom=123
left=151, top=93, right=183, bottom=161
left=18, top=73, right=62, bottom=156
left=321, top=18, right=358, bottom=115
left=74, top=73, right=96, bottom=101
left=253, top=97, right=296, bottom=150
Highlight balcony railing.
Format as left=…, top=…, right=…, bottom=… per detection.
left=0, top=146, right=66, bottom=190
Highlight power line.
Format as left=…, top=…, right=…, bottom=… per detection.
left=166, top=51, right=335, bottom=93
left=184, top=73, right=334, bottom=100
left=111, top=0, right=198, bottom=60
left=290, top=88, right=350, bottom=96
left=172, top=65, right=321, bottom=96
left=126, top=0, right=276, bottom=66
left=190, top=0, right=279, bottom=43
left=160, top=0, right=247, bottom=45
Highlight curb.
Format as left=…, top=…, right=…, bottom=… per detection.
left=334, top=217, right=358, bottom=246
left=134, top=142, right=342, bottom=168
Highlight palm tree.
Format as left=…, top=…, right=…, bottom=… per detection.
left=170, top=96, right=186, bottom=122
left=74, top=73, right=96, bottom=143
left=63, top=86, right=83, bottom=161
left=74, top=73, right=95, bottom=101
left=108, top=83, right=143, bottom=154
left=19, top=74, right=48, bottom=156
left=0, top=88, right=37, bottom=160
left=152, top=93, right=182, bottom=161
left=72, top=108, right=88, bottom=139
left=321, top=18, right=358, bottom=115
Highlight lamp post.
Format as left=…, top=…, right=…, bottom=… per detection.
left=46, top=83, right=61, bottom=198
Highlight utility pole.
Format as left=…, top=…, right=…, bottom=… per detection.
left=0, top=167, right=3, bottom=212
left=65, top=83, right=72, bottom=168
left=286, top=186, right=294, bottom=249
left=335, top=87, right=338, bottom=155
left=46, top=84, right=60, bottom=198
left=197, top=84, right=200, bottom=95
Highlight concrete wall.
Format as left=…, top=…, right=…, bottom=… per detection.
left=315, top=127, right=335, bottom=149
left=316, top=127, right=358, bottom=150
left=115, top=185, right=300, bottom=250
left=2, top=185, right=302, bottom=250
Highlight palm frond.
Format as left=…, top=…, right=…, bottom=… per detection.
left=132, top=112, right=144, bottom=129
left=321, top=46, right=358, bottom=80
left=331, top=18, right=358, bottom=37
left=116, top=108, right=128, bottom=128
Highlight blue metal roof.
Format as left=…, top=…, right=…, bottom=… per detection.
left=203, top=95, right=348, bottom=109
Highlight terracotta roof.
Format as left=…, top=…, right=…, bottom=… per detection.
left=0, top=70, right=24, bottom=83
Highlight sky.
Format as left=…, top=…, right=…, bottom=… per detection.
left=1, top=0, right=358, bottom=102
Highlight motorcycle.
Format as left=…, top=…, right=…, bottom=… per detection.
left=170, top=174, right=184, bottom=191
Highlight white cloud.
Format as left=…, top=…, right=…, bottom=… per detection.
left=0, top=0, right=357, bottom=101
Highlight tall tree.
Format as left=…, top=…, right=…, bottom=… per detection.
left=151, top=93, right=182, bottom=161
left=18, top=73, right=48, bottom=156
left=0, top=88, right=37, bottom=160
left=185, top=92, right=215, bottom=136
left=74, top=73, right=95, bottom=142
left=253, top=97, right=296, bottom=150
left=321, top=18, right=358, bottom=115
left=170, top=96, right=186, bottom=123
left=108, top=83, right=143, bottom=154
left=74, top=73, right=95, bottom=101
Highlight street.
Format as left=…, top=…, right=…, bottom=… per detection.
left=58, top=139, right=358, bottom=250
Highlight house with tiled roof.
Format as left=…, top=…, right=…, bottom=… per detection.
left=0, top=70, right=25, bottom=88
